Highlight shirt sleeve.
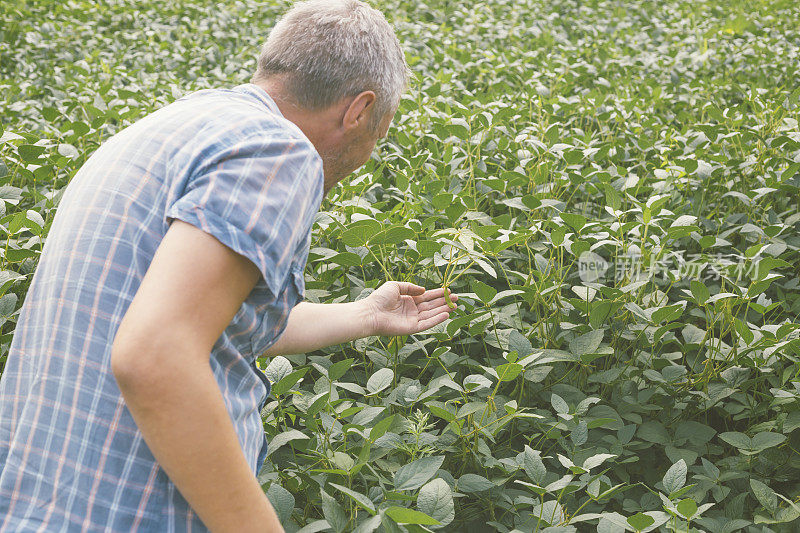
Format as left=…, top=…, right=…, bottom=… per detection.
left=164, top=133, right=323, bottom=297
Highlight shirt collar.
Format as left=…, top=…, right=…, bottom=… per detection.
left=232, top=83, right=285, bottom=118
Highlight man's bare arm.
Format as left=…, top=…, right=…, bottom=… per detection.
left=111, top=219, right=283, bottom=533
left=261, top=300, right=373, bottom=358
left=262, top=282, right=458, bottom=357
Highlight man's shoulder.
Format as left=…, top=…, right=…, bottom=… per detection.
left=172, top=84, right=320, bottom=161
left=178, top=84, right=310, bottom=136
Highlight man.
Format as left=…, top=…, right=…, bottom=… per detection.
left=0, top=1, right=458, bottom=531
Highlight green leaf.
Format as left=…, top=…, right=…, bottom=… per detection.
left=394, top=456, right=445, bottom=491
left=651, top=303, right=684, bottom=324
left=674, top=421, right=716, bottom=446
left=495, top=363, right=523, bottom=382
left=295, top=520, right=331, bottom=533
left=523, top=445, right=546, bottom=484
left=69, top=121, right=90, bottom=137
left=416, top=240, right=442, bottom=258
left=474, top=257, right=496, bottom=278
left=328, top=358, right=355, bottom=382
left=719, top=431, right=751, bottom=449
left=637, top=421, right=669, bottom=443
left=676, top=498, right=697, bottom=518
left=0, top=271, right=25, bottom=297
left=366, top=368, right=393, bottom=394
left=431, top=193, right=452, bottom=210
left=550, top=393, right=569, bottom=415
left=699, top=234, right=716, bottom=248
left=417, top=479, right=454, bottom=527
left=457, top=474, right=495, bottom=493
left=562, top=148, right=582, bottom=165
left=266, top=484, right=295, bottom=525
left=627, top=512, right=655, bottom=531
left=329, top=252, right=362, bottom=267
left=25, top=209, right=45, bottom=229
left=264, top=356, right=292, bottom=384
left=750, top=479, right=778, bottom=514
left=306, top=392, right=330, bottom=417
left=369, top=414, right=395, bottom=441
left=572, top=285, right=597, bottom=301
left=341, top=220, right=381, bottom=247
left=569, top=329, right=604, bottom=356
left=690, top=280, right=709, bottom=304
left=472, top=280, right=497, bottom=303
left=560, top=212, right=586, bottom=231
left=681, top=324, right=705, bottom=345
left=372, top=225, right=415, bottom=246
left=8, top=212, right=27, bottom=234
left=17, top=144, right=46, bottom=161
left=56, top=143, right=79, bottom=159
left=603, top=183, right=621, bottom=210
left=352, top=514, right=382, bottom=533
left=426, top=403, right=455, bottom=423
left=571, top=420, right=588, bottom=446
left=590, top=301, right=618, bottom=329
left=583, top=453, right=616, bottom=471
left=507, top=330, right=533, bottom=357
left=550, top=225, right=567, bottom=246
left=522, top=195, right=541, bottom=210
left=0, top=294, right=18, bottom=318
left=662, top=459, right=687, bottom=494
left=734, top=317, right=755, bottom=344
left=706, top=293, right=739, bottom=304
left=720, top=431, right=785, bottom=455
left=329, top=482, right=376, bottom=514
left=321, top=490, right=348, bottom=533
left=332, top=451, right=354, bottom=472
left=266, top=429, right=310, bottom=457
left=671, top=214, right=697, bottom=227
left=751, top=432, right=786, bottom=452
left=385, top=506, right=440, bottom=525
left=351, top=515, right=381, bottom=533
left=271, top=368, right=308, bottom=396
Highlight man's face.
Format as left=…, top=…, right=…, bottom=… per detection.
left=321, top=106, right=396, bottom=193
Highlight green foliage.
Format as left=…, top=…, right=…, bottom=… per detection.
left=2, top=0, right=800, bottom=531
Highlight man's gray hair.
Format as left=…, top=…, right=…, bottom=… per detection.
left=251, top=0, right=409, bottom=129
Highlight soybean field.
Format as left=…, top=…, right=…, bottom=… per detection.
left=2, top=0, right=800, bottom=531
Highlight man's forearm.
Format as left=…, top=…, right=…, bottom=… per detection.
left=112, top=347, right=284, bottom=533
left=262, top=300, right=373, bottom=357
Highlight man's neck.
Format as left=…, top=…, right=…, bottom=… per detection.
left=252, top=78, right=326, bottom=148
left=252, top=77, right=347, bottom=194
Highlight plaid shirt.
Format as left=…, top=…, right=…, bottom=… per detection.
left=0, top=83, right=324, bottom=531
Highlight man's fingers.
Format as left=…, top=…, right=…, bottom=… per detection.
left=418, top=295, right=459, bottom=312
left=413, top=287, right=457, bottom=303
left=418, top=305, right=455, bottom=321
left=416, top=311, right=450, bottom=331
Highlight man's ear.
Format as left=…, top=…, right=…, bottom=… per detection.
left=342, top=90, right=376, bottom=131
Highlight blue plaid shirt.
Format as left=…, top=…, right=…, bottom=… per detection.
left=0, top=83, right=324, bottom=531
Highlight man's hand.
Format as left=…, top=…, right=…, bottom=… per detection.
left=261, top=281, right=459, bottom=357
left=365, top=281, right=459, bottom=336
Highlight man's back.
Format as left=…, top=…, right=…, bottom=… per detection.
left=0, top=83, right=323, bottom=532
